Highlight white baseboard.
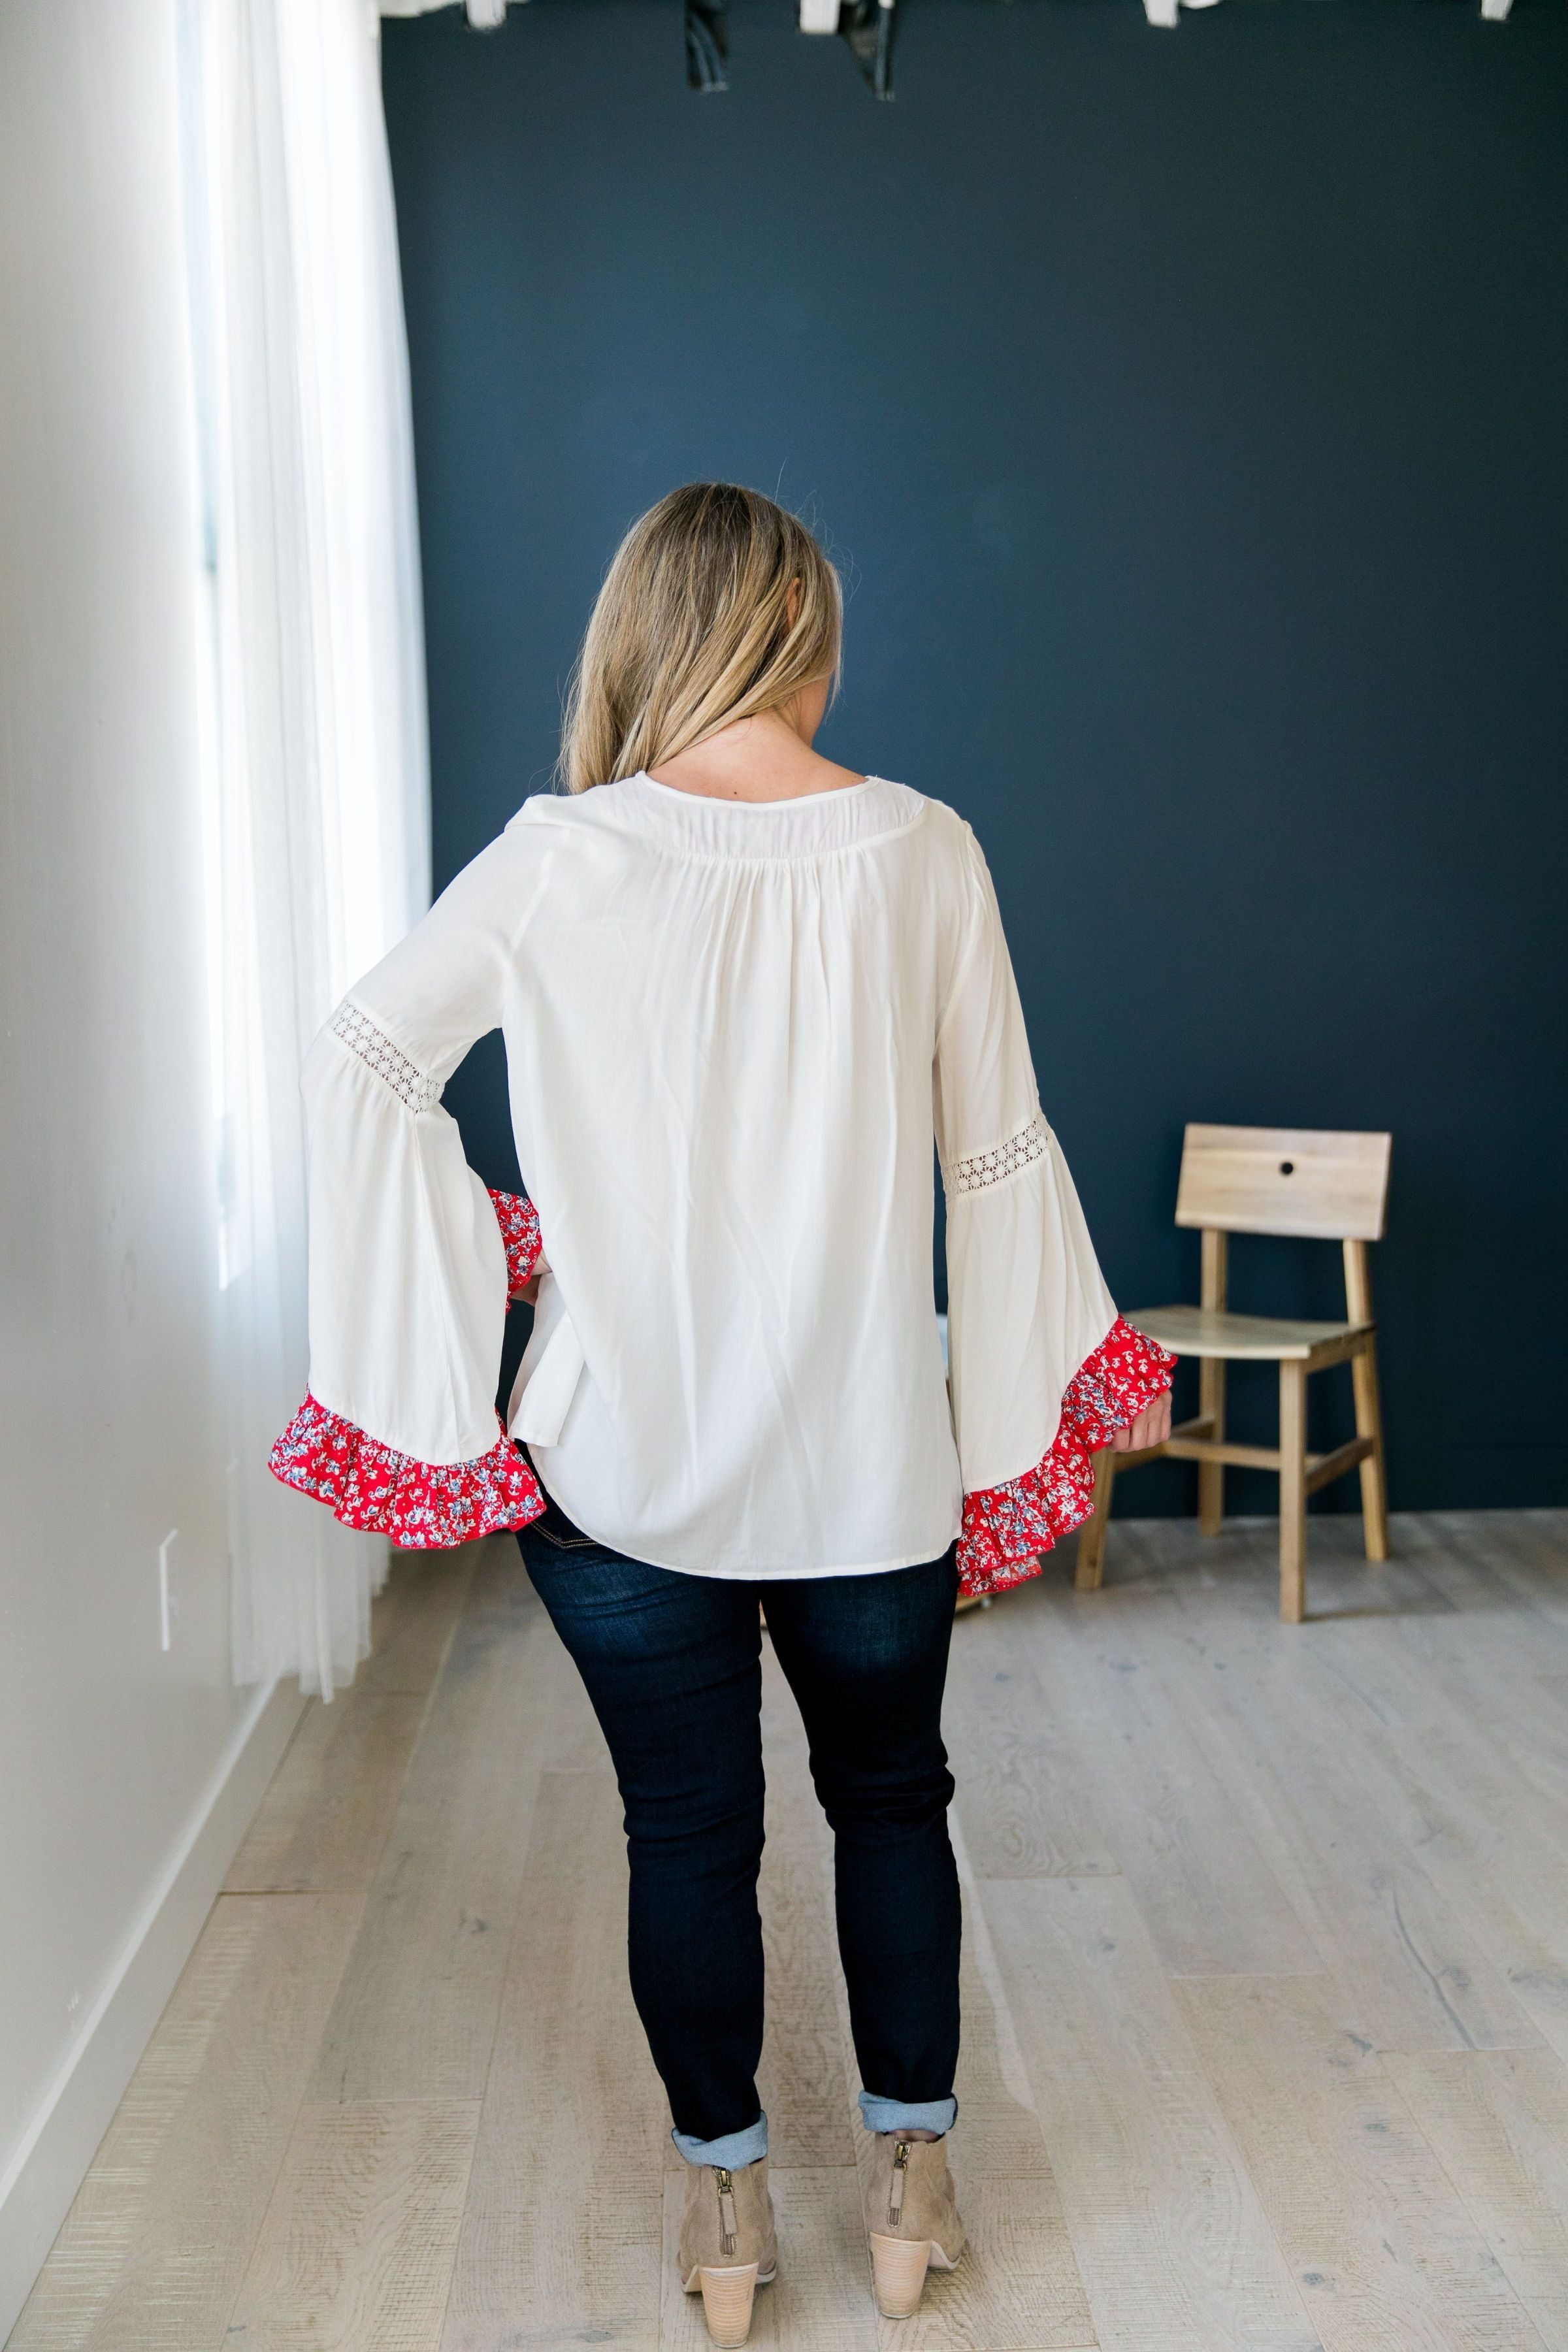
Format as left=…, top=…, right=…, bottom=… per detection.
left=0, top=1675, right=307, bottom=2345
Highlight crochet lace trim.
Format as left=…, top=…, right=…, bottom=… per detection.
left=330, top=1002, right=443, bottom=1115
left=947, top=1113, right=1051, bottom=1196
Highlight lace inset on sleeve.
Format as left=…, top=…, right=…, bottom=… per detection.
left=946, top=1111, right=1051, bottom=1196
left=330, top=1001, right=444, bottom=1115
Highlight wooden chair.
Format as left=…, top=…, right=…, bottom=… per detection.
left=1075, top=1124, right=1392, bottom=1622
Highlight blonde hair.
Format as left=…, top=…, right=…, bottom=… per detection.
left=559, top=483, right=842, bottom=794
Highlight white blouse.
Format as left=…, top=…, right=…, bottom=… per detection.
left=270, top=774, right=1172, bottom=1592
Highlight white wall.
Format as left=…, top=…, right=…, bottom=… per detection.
left=0, top=3, right=302, bottom=2332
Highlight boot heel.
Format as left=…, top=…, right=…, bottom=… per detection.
left=870, top=2231, right=932, bottom=2317
left=697, top=2260, right=760, bottom=2347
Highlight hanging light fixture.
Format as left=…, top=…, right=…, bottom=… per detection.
left=684, top=0, right=729, bottom=88
left=840, top=0, right=896, bottom=97
left=798, top=0, right=896, bottom=99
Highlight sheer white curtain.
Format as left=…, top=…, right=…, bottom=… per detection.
left=180, top=0, right=431, bottom=1695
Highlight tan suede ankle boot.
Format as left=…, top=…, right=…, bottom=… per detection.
left=677, top=2155, right=777, bottom=2347
left=864, top=2134, right=966, bottom=2317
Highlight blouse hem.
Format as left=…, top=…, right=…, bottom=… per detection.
left=526, top=1465, right=961, bottom=1580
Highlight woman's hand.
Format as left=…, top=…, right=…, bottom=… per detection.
left=513, top=1253, right=549, bottom=1308
left=1109, top=1391, right=1171, bottom=1454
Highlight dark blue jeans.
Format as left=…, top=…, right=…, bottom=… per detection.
left=518, top=1497, right=962, bottom=2155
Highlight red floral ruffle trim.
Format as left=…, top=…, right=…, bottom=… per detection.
left=489, top=1187, right=542, bottom=1298
left=268, top=1394, right=546, bottom=1550
left=957, top=1316, right=1177, bottom=1599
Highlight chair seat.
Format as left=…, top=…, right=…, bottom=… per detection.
left=1127, top=1304, right=1374, bottom=1362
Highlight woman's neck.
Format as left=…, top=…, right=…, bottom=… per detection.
left=648, top=709, right=865, bottom=804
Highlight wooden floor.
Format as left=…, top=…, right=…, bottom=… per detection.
left=12, top=1508, right=1568, bottom=2352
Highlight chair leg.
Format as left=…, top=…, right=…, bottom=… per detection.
left=1075, top=1450, right=1116, bottom=1592
left=1351, top=1337, right=1390, bottom=1563
left=1278, top=1362, right=1307, bottom=1624
left=1198, top=1357, right=1226, bottom=1537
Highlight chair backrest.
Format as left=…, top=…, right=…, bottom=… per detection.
left=1175, top=1124, right=1391, bottom=1242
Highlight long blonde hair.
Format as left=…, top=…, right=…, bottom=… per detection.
left=559, top=483, right=842, bottom=794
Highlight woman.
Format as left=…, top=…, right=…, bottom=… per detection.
left=270, top=483, right=1173, bottom=2345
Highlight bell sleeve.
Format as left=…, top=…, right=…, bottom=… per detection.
left=936, top=833, right=1175, bottom=1598
left=267, top=845, right=547, bottom=1549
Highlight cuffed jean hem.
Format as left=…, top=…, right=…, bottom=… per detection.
left=671, top=2114, right=768, bottom=2170
left=858, top=2091, right=958, bottom=2136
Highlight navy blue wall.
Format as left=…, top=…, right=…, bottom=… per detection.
left=383, top=0, right=1567, bottom=1514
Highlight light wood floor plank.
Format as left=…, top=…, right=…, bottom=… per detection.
left=1316, top=1630, right=1568, bottom=2064
left=1022, top=1586, right=1322, bottom=1978
left=1386, top=2048, right=1568, bottom=2351
left=945, top=1605, right=1120, bottom=1881
left=1106, top=1525, right=1568, bottom=2068
left=944, top=1825, right=1070, bottom=2182
left=224, top=1693, right=427, bottom=1895
left=357, top=1546, right=478, bottom=1698
left=983, top=1874, right=1321, bottom=2352
left=1177, top=1971, right=1551, bottom=2352
left=1375, top=1519, right=1568, bottom=1658
left=8, top=1900, right=276, bottom=2352
left=225, top=2099, right=480, bottom=2351
left=1117, top=1601, right=1544, bottom=2052
left=1294, top=1685, right=1568, bottom=2060
left=1419, top=1514, right=1568, bottom=1635
left=53, top=1893, right=361, bottom=2352
left=440, top=1762, right=668, bottom=2352
left=307, top=1545, right=563, bottom=2106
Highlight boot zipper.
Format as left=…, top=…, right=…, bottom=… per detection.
left=715, top=2166, right=738, bottom=2255
left=889, top=2138, right=910, bottom=2225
